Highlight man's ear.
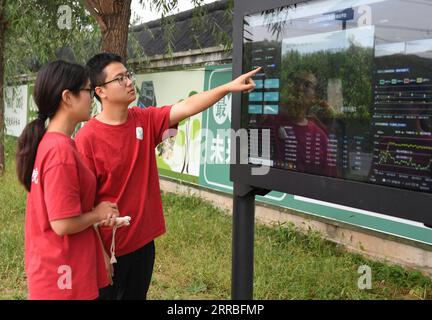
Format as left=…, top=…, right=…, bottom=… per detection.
left=95, top=86, right=106, bottom=100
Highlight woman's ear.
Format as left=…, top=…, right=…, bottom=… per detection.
left=61, top=89, right=72, bottom=107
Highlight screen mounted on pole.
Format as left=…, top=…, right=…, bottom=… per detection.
left=231, top=0, right=432, bottom=224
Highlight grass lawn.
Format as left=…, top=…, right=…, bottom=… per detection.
left=1, top=136, right=431, bottom=300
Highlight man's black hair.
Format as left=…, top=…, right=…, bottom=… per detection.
left=86, top=53, right=123, bottom=101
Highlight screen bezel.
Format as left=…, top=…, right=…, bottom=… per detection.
left=230, top=0, right=432, bottom=225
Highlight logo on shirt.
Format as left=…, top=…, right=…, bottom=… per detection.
left=57, top=265, right=72, bottom=290
left=31, top=168, right=39, bottom=184
left=136, top=127, right=143, bottom=140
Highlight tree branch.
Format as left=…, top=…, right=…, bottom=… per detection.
left=82, top=0, right=108, bottom=32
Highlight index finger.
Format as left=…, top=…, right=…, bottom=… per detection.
left=245, top=67, right=263, bottom=77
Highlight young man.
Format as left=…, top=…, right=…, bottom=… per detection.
left=75, top=53, right=260, bottom=300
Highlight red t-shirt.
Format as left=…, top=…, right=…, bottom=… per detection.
left=25, top=132, right=109, bottom=300
left=74, top=106, right=177, bottom=257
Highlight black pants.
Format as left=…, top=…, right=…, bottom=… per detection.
left=98, top=241, right=155, bottom=300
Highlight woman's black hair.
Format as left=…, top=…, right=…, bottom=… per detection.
left=16, top=60, right=88, bottom=191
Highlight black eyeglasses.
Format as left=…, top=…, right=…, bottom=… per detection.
left=80, top=88, right=95, bottom=99
left=97, top=72, right=135, bottom=87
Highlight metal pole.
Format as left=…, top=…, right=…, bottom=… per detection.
left=232, top=189, right=255, bottom=300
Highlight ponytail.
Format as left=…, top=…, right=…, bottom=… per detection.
left=16, top=115, right=47, bottom=192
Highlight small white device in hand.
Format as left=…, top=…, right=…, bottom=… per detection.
left=116, top=216, right=131, bottom=226
left=94, top=216, right=131, bottom=227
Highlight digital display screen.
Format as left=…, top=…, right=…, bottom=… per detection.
left=242, top=0, right=432, bottom=193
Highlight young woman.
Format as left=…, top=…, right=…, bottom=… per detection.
left=16, top=60, right=119, bottom=300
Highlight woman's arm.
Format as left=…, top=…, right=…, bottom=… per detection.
left=50, top=201, right=119, bottom=236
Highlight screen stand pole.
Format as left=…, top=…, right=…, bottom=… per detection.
left=232, top=183, right=270, bottom=300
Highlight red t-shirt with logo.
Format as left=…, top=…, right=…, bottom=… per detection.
left=25, top=132, right=109, bottom=300
left=74, top=106, right=177, bottom=257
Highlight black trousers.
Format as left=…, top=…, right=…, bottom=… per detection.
left=98, top=241, right=155, bottom=300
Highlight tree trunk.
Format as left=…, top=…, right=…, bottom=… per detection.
left=83, top=0, right=132, bottom=60
left=0, top=0, right=7, bottom=176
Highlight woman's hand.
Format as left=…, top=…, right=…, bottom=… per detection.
left=94, top=201, right=119, bottom=227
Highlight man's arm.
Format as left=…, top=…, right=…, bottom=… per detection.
left=169, top=67, right=261, bottom=126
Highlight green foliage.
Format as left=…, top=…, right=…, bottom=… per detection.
left=5, top=0, right=99, bottom=83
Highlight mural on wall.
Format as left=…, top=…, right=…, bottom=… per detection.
left=134, top=69, right=204, bottom=183
left=156, top=90, right=201, bottom=177
left=4, top=85, right=28, bottom=137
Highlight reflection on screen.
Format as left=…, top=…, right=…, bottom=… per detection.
left=242, top=0, right=432, bottom=193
